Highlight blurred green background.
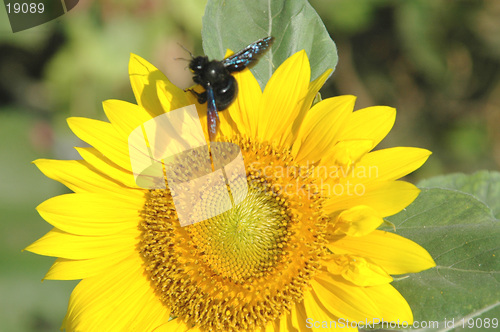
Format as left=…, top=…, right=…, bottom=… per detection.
left=0, top=0, right=498, bottom=331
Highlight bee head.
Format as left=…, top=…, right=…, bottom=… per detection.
left=189, top=56, right=209, bottom=74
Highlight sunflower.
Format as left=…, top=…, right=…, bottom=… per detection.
left=26, top=50, right=435, bottom=331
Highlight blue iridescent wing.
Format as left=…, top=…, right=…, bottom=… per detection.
left=221, top=36, right=274, bottom=73
left=206, top=85, right=220, bottom=141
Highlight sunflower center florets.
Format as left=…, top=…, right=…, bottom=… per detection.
left=187, top=179, right=291, bottom=282
left=139, top=137, right=328, bottom=331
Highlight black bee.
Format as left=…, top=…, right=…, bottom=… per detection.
left=187, top=36, right=274, bottom=140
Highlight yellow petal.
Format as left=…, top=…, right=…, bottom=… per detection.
left=156, top=79, right=190, bottom=115
left=303, top=293, right=359, bottom=331
left=129, top=53, right=186, bottom=118
left=180, top=92, right=213, bottom=142
left=313, top=274, right=412, bottom=327
left=340, top=106, right=396, bottom=146
left=218, top=104, right=240, bottom=138
left=319, top=139, right=373, bottom=171
left=350, top=147, right=432, bottom=184
left=25, top=227, right=139, bottom=259
left=33, top=159, right=127, bottom=194
left=228, top=68, right=263, bottom=138
left=290, top=301, right=310, bottom=332
left=44, top=250, right=133, bottom=280
left=76, top=147, right=138, bottom=188
left=302, top=290, right=342, bottom=331
left=328, top=230, right=436, bottom=274
left=362, top=283, right=413, bottom=324
left=265, top=319, right=277, bottom=332
left=311, top=274, right=381, bottom=321
left=258, top=50, right=310, bottom=143
left=332, top=205, right=384, bottom=237
left=62, top=253, right=171, bottom=331
left=67, top=117, right=132, bottom=172
left=292, top=96, right=355, bottom=163
left=284, top=69, right=333, bottom=147
left=102, top=99, right=154, bottom=138
left=324, top=181, right=420, bottom=217
left=275, top=312, right=292, bottom=332
left=324, top=255, right=393, bottom=286
left=35, top=192, right=142, bottom=236
left=153, top=319, right=201, bottom=332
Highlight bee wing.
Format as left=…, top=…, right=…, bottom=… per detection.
left=221, top=36, right=274, bottom=73
left=206, top=85, right=220, bottom=142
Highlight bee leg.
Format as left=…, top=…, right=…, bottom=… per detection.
left=186, top=89, right=207, bottom=104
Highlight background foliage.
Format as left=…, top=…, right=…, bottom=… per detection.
left=0, top=0, right=498, bottom=331
left=386, top=171, right=500, bottom=331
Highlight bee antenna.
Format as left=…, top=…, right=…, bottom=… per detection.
left=177, top=42, right=194, bottom=58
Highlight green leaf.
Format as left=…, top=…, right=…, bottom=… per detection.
left=202, top=0, right=337, bottom=89
left=384, top=172, right=500, bottom=331
left=418, top=171, right=500, bottom=219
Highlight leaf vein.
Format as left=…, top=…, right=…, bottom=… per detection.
left=436, top=265, right=500, bottom=275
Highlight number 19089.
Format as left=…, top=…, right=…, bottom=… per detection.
left=460, top=317, right=498, bottom=329
left=6, top=2, right=45, bottom=14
